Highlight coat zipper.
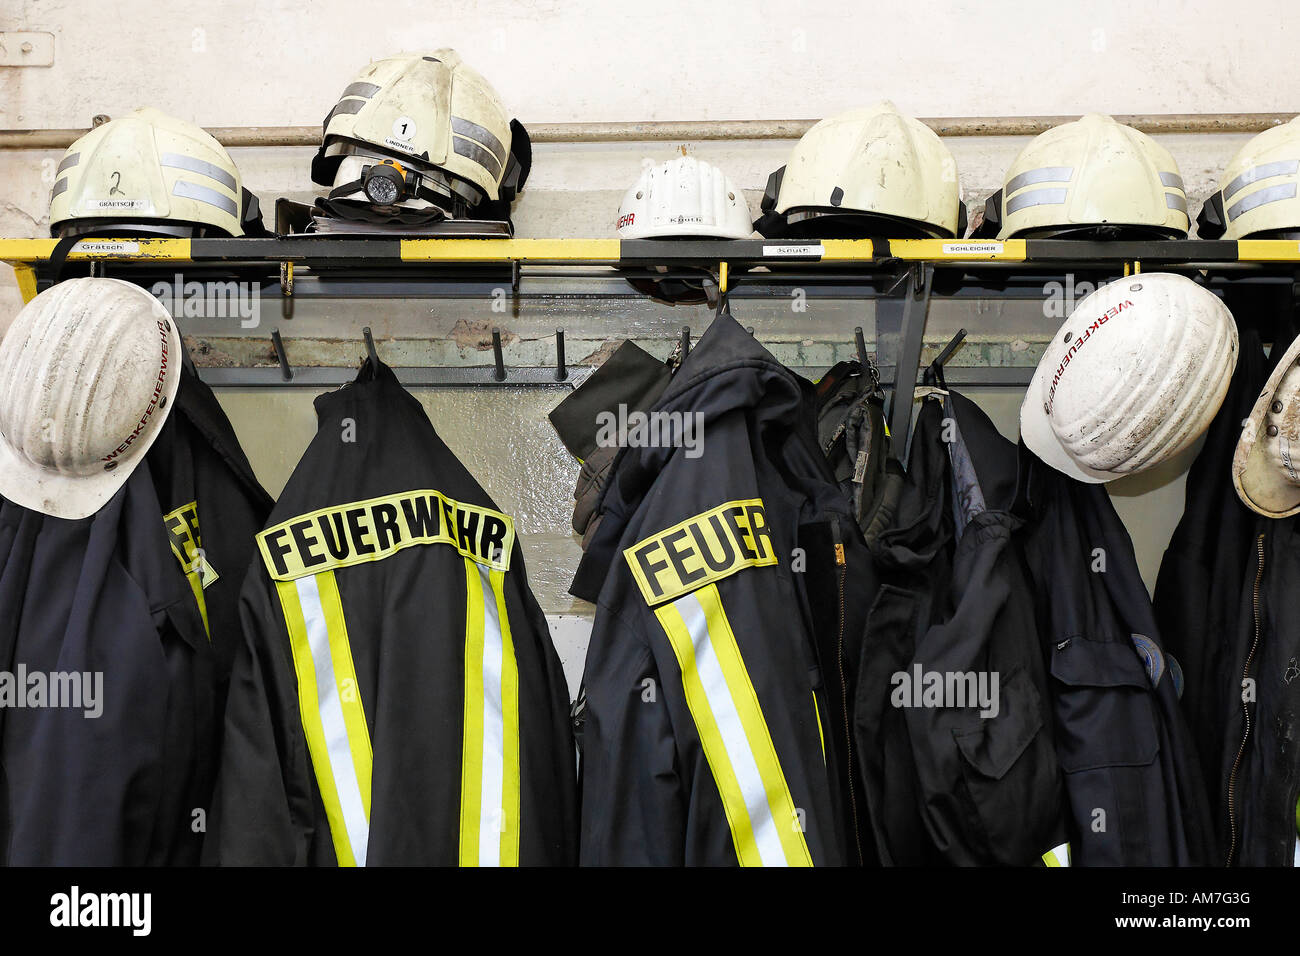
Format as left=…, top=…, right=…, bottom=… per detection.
left=831, top=521, right=864, bottom=865
left=1227, top=533, right=1266, bottom=867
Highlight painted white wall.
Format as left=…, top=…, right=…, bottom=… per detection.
left=5, top=0, right=1297, bottom=128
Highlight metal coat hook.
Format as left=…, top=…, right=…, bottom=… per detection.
left=491, top=328, right=506, bottom=381
left=555, top=328, right=567, bottom=381
left=924, top=327, right=967, bottom=389
left=680, top=325, right=691, bottom=361
left=271, top=328, right=292, bottom=381
left=362, top=326, right=379, bottom=365
left=854, top=326, right=868, bottom=366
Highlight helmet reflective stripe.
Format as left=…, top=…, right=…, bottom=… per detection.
left=1006, top=188, right=1068, bottom=214
left=452, top=117, right=507, bottom=167
left=341, top=81, right=380, bottom=100
left=453, top=136, right=502, bottom=178
left=1229, top=182, right=1298, bottom=221
left=1006, top=166, right=1073, bottom=194
left=1166, top=192, right=1188, bottom=213
left=1159, top=171, right=1185, bottom=190
left=172, top=178, right=238, bottom=217
left=160, top=152, right=237, bottom=191
left=1224, top=159, right=1300, bottom=200
left=56, top=152, right=80, bottom=175
left=50, top=177, right=68, bottom=199
left=324, top=98, right=367, bottom=125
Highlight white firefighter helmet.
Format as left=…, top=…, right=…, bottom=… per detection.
left=1234, top=332, right=1300, bottom=516
left=757, top=103, right=964, bottom=239
left=49, top=108, right=250, bottom=238
left=976, top=114, right=1189, bottom=240
left=0, top=277, right=182, bottom=519
left=312, top=50, right=530, bottom=220
left=1199, top=115, right=1300, bottom=240
left=1021, top=272, right=1237, bottom=482
left=616, top=157, right=753, bottom=240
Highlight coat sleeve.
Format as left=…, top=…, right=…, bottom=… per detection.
left=579, top=606, right=687, bottom=865
left=205, top=571, right=319, bottom=864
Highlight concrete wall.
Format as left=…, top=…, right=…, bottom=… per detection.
left=2, top=0, right=1294, bottom=690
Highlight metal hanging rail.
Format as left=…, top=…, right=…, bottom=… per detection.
left=5, top=236, right=1298, bottom=434
left=0, top=112, right=1291, bottom=150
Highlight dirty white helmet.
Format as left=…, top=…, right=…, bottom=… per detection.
left=975, top=114, right=1188, bottom=240
left=49, top=108, right=256, bottom=238
left=1021, top=272, right=1237, bottom=482
left=1233, top=333, right=1300, bottom=516
left=312, top=50, right=531, bottom=220
left=756, top=103, right=964, bottom=239
left=616, top=157, right=753, bottom=240
left=1199, top=116, right=1300, bottom=240
left=0, top=277, right=182, bottom=519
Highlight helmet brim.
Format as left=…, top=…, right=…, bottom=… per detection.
left=1233, top=333, right=1300, bottom=517
left=1019, top=351, right=1120, bottom=484
left=0, top=309, right=183, bottom=520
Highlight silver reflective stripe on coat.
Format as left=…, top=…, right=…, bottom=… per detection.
left=295, top=575, right=369, bottom=866
left=451, top=117, right=508, bottom=166
left=1224, top=160, right=1300, bottom=201
left=674, top=590, right=788, bottom=866
left=50, top=177, right=68, bottom=199
left=453, top=136, right=502, bottom=178
left=1159, top=171, right=1185, bottom=191
left=1228, top=182, right=1299, bottom=221
left=1165, top=192, right=1188, bottom=213
left=56, top=152, right=80, bottom=175
left=1006, top=166, right=1074, bottom=195
left=1006, top=187, right=1069, bottom=215
left=161, top=152, right=237, bottom=191
left=172, top=179, right=238, bottom=217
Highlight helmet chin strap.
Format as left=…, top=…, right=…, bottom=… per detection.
left=312, top=196, right=450, bottom=227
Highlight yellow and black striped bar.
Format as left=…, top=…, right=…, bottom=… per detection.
left=3, top=236, right=1300, bottom=302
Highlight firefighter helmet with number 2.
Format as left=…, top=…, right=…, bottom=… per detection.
left=48, top=107, right=254, bottom=238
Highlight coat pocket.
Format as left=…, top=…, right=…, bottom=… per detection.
left=1049, top=637, right=1159, bottom=771
left=949, top=666, right=1061, bottom=865
left=1047, top=635, right=1163, bottom=866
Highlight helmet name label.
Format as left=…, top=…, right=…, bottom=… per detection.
left=382, top=136, right=419, bottom=155
left=257, top=489, right=515, bottom=581
left=83, top=199, right=149, bottom=211
left=625, top=499, right=776, bottom=607
left=1046, top=300, right=1133, bottom=413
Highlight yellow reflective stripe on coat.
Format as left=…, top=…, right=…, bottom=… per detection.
left=812, top=692, right=826, bottom=764
left=655, top=582, right=812, bottom=867
left=275, top=571, right=373, bottom=867
left=459, top=557, right=522, bottom=866
left=1042, top=842, right=1071, bottom=867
